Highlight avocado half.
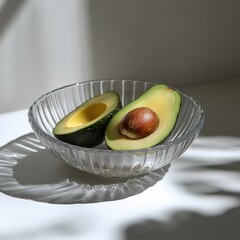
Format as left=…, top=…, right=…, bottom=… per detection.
left=53, top=91, right=121, bottom=147
left=105, top=84, right=181, bottom=150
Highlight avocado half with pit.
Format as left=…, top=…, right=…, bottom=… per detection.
left=53, top=91, right=121, bottom=147
left=105, top=84, right=181, bottom=150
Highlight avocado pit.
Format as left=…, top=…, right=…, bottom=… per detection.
left=118, top=107, right=159, bottom=139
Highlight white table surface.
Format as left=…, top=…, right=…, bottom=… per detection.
left=0, top=110, right=240, bottom=240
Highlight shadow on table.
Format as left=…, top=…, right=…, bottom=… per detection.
left=124, top=136, right=240, bottom=240
left=0, top=133, right=169, bottom=204
left=124, top=207, right=240, bottom=240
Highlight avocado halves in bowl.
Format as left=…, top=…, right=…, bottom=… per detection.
left=28, top=79, right=204, bottom=178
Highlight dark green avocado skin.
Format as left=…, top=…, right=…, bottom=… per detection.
left=55, top=104, right=121, bottom=148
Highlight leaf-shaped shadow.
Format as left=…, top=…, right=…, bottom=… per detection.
left=123, top=136, right=240, bottom=240
left=172, top=136, right=240, bottom=197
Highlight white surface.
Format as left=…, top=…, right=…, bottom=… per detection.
left=0, top=110, right=240, bottom=240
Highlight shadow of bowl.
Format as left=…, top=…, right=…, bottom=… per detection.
left=0, top=133, right=169, bottom=204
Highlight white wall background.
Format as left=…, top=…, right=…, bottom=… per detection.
left=86, top=0, right=240, bottom=84
left=0, top=0, right=239, bottom=135
left=0, top=0, right=92, bottom=113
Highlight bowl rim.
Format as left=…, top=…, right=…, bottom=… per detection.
left=28, top=79, right=205, bottom=153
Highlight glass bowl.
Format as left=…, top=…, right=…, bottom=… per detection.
left=28, top=79, right=204, bottom=178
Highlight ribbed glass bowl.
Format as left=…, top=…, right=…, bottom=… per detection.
left=28, top=79, right=204, bottom=178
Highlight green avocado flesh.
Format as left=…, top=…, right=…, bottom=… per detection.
left=105, top=84, right=181, bottom=150
left=53, top=91, right=121, bottom=147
